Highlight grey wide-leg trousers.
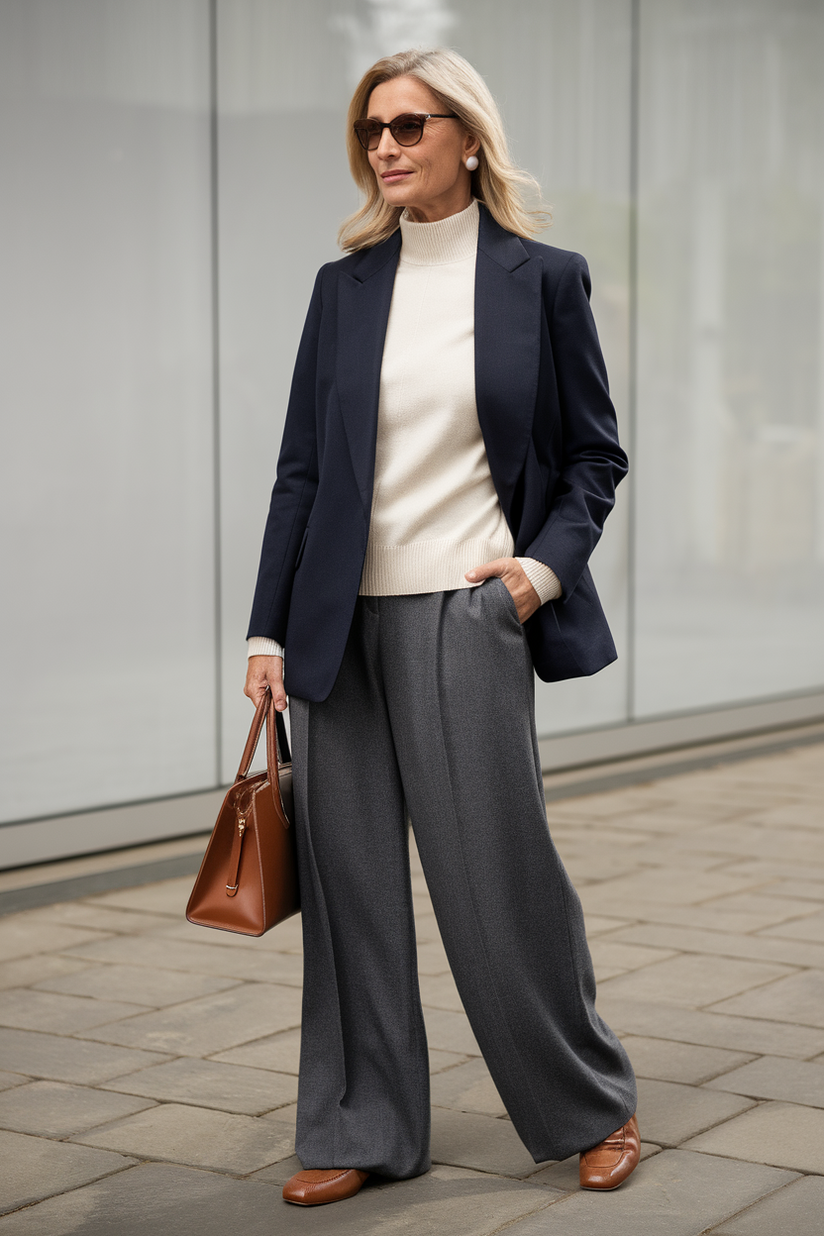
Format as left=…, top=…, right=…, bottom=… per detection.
left=289, top=579, right=637, bottom=1179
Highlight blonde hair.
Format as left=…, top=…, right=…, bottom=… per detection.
left=338, top=48, right=550, bottom=252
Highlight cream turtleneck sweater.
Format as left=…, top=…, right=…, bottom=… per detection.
left=248, top=199, right=560, bottom=660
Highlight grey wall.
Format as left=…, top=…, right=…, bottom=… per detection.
left=2, top=0, right=824, bottom=863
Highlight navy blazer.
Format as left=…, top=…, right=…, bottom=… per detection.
left=248, top=204, right=628, bottom=702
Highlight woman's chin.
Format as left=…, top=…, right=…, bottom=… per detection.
left=381, top=191, right=413, bottom=210
left=379, top=181, right=419, bottom=208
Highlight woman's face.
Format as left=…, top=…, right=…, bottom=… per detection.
left=365, top=76, right=479, bottom=223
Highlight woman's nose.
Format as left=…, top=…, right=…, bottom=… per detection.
left=376, top=127, right=400, bottom=158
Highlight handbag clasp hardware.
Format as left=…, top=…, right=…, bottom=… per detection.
left=225, top=811, right=249, bottom=894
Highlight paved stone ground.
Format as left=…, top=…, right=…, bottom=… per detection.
left=1, top=741, right=824, bottom=1233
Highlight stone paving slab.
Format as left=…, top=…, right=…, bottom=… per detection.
left=675, top=823, right=824, bottom=864
left=0, top=1163, right=279, bottom=1235
left=579, top=868, right=761, bottom=912
left=101, top=1056, right=298, bottom=1115
left=635, top=1078, right=755, bottom=1146
left=24, top=903, right=178, bottom=934
left=422, top=1006, right=481, bottom=1056
left=596, top=997, right=824, bottom=1057
left=429, top=1056, right=507, bottom=1118
left=58, top=931, right=306, bottom=985
left=417, top=970, right=464, bottom=1012
left=704, top=1054, right=824, bottom=1107
left=249, top=1151, right=303, bottom=1185
left=82, top=878, right=196, bottom=918
left=597, top=953, right=794, bottom=1009
left=591, top=900, right=820, bottom=936
left=0, top=918, right=109, bottom=964
left=761, top=879, right=824, bottom=902
left=430, top=1106, right=551, bottom=1177
left=0, top=954, right=91, bottom=993
left=707, top=969, right=824, bottom=1027
left=684, top=1100, right=824, bottom=1173
left=415, top=938, right=453, bottom=975
left=210, top=1027, right=302, bottom=1073
left=34, top=962, right=241, bottom=1007
left=0, top=1028, right=173, bottom=1084
left=686, top=891, right=823, bottom=927
left=0, top=1080, right=155, bottom=1137
left=429, top=1048, right=471, bottom=1073
left=500, top=1151, right=798, bottom=1236
left=0, top=989, right=150, bottom=1033
left=621, top=1036, right=755, bottom=1084
left=723, top=859, right=824, bottom=884
left=0, top=1072, right=28, bottom=1091
left=708, top=1175, right=824, bottom=1233
left=79, top=981, right=303, bottom=1055
left=71, top=1102, right=297, bottom=1174
left=763, top=913, right=824, bottom=942
left=611, top=921, right=824, bottom=969
left=587, top=939, right=677, bottom=974
left=582, top=913, right=636, bottom=936
left=261, top=1101, right=297, bottom=1129
left=0, top=1162, right=559, bottom=1236
left=0, top=1127, right=136, bottom=1216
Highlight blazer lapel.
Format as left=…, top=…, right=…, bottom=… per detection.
left=335, top=208, right=541, bottom=521
left=475, top=205, right=543, bottom=515
left=336, top=231, right=401, bottom=512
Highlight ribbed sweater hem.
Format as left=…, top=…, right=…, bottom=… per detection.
left=359, top=533, right=514, bottom=596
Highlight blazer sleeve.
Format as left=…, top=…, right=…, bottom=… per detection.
left=523, top=252, right=628, bottom=600
left=246, top=266, right=325, bottom=643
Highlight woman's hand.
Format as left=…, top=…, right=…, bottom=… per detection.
left=465, top=558, right=541, bottom=624
left=244, top=655, right=287, bottom=712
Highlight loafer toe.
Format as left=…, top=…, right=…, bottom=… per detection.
left=282, top=1168, right=370, bottom=1205
left=579, top=1114, right=640, bottom=1191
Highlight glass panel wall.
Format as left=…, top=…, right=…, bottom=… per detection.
left=0, top=0, right=216, bottom=823
left=634, top=0, right=824, bottom=715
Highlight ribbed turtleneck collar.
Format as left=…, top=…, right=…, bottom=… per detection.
left=398, top=198, right=479, bottom=265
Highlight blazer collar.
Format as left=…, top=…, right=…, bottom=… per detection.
left=335, top=205, right=541, bottom=522
left=348, top=226, right=401, bottom=282
left=477, top=201, right=532, bottom=272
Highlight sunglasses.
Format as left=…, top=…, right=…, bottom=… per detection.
left=353, top=112, right=457, bottom=152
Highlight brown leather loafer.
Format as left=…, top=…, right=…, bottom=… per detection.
left=282, top=1168, right=370, bottom=1205
left=579, top=1113, right=640, bottom=1191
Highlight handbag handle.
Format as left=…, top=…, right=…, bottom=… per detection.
left=236, top=687, right=290, bottom=782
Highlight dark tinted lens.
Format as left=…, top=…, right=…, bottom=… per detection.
left=390, top=115, right=425, bottom=145
left=354, top=121, right=381, bottom=150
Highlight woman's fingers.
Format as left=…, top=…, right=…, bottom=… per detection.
left=269, top=664, right=288, bottom=712
left=466, top=558, right=541, bottom=624
left=244, top=655, right=287, bottom=710
left=465, top=558, right=508, bottom=583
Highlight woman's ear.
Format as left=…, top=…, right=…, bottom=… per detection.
left=464, top=131, right=481, bottom=159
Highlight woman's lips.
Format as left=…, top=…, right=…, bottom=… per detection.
left=381, top=170, right=412, bottom=183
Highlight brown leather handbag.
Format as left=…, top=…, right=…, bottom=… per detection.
left=186, top=688, right=299, bottom=936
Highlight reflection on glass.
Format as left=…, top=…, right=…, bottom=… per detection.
left=333, top=0, right=456, bottom=86
left=634, top=0, right=824, bottom=714
left=0, top=1, right=215, bottom=823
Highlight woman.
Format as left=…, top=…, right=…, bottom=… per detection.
left=245, top=47, right=639, bottom=1207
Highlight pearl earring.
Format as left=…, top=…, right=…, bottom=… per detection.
left=465, top=155, right=479, bottom=171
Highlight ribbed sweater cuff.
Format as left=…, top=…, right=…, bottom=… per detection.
left=247, top=637, right=284, bottom=659
left=517, top=558, right=562, bottom=604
